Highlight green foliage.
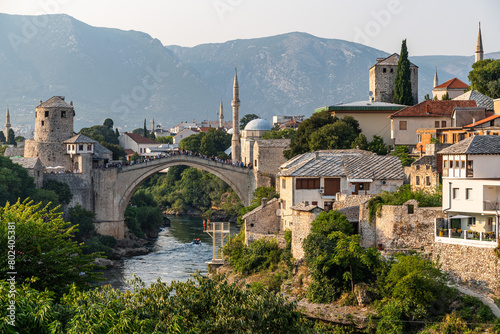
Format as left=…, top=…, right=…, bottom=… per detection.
left=239, top=113, right=260, bottom=130
left=367, top=135, right=388, bottom=155
left=261, top=128, right=296, bottom=140
left=0, top=201, right=100, bottom=297
left=225, top=238, right=283, bottom=276
left=7, top=129, right=16, bottom=145
left=79, top=120, right=119, bottom=145
left=199, top=128, right=231, bottom=157
left=101, top=141, right=126, bottom=160
left=424, top=94, right=431, bottom=101
left=0, top=131, right=5, bottom=143
left=28, top=188, right=60, bottom=211
left=430, top=137, right=440, bottom=144
left=180, top=131, right=205, bottom=152
left=309, top=118, right=359, bottom=151
left=14, top=135, right=25, bottom=142
left=393, top=39, right=414, bottom=106
left=251, top=186, right=279, bottom=207
left=103, top=118, right=114, bottom=129
left=126, top=191, right=164, bottom=238
left=303, top=211, right=381, bottom=303
left=367, top=185, right=441, bottom=221
left=0, top=155, right=37, bottom=206
left=391, top=145, right=413, bottom=166
left=42, top=179, right=73, bottom=205
left=156, top=135, right=174, bottom=144
left=68, top=204, right=96, bottom=240
left=468, top=58, right=500, bottom=98
left=441, top=92, right=451, bottom=100
left=351, top=133, right=368, bottom=150
left=130, top=152, right=140, bottom=162
left=83, top=236, right=114, bottom=257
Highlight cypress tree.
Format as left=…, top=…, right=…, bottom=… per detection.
left=7, top=128, right=16, bottom=146
left=393, top=39, right=414, bottom=106
left=0, top=131, right=5, bottom=143
left=143, top=119, right=148, bottom=137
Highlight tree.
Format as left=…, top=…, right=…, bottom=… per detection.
left=180, top=132, right=205, bottom=152
left=308, top=119, right=358, bottom=151
left=351, top=133, right=368, bottom=150
left=68, top=204, right=96, bottom=241
left=199, top=128, right=231, bottom=157
left=0, top=201, right=100, bottom=297
left=239, top=113, right=260, bottom=130
left=43, top=179, right=73, bottom=205
left=156, top=135, right=173, bottom=144
left=101, top=142, right=126, bottom=160
left=424, top=94, right=431, bottom=101
left=393, top=39, right=414, bottom=106
left=367, top=135, right=388, bottom=155
left=103, top=118, right=114, bottom=129
left=441, top=92, right=451, bottom=100
left=261, top=128, right=296, bottom=140
left=80, top=119, right=119, bottom=145
left=391, top=145, right=413, bottom=166
left=143, top=119, right=148, bottom=137
left=0, top=155, right=37, bottom=206
left=15, top=136, right=25, bottom=142
left=468, top=59, right=500, bottom=98
left=7, top=128, right=16, bottom=145
left=0, top=131, right=5, bottom=143
left=115, top=128, right=120, bottom=137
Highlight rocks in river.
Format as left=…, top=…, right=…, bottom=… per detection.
left=95, top=258, right=115, bottom=268
left=112, top=247, right=149, bottom=258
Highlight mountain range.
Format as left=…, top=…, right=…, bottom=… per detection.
left=0, top=13, right=497, bottom=132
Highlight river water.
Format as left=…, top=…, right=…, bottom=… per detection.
left=100, top=216, right=238, bottom=290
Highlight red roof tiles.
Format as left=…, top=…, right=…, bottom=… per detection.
left=390, top=100, right=477, bottom=118
left=434, top=78, right=469, bottom=90
left=124, top=132, right=159, bottom=144
left=464, top=114, right=500, bottom=128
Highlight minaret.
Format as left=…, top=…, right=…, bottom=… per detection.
left=5, top=107, right=11, bottom=135
left=475, top=22, right=484, bottom=63
left=433, top=67, right=439, bottom=88
left=231, top=68, right=241, bottom=161
left=219, top=99, right=224, bottom=128
left=152, top=118, right=155, bottom=135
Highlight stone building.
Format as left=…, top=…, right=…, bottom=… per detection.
left=24, top=96, right=75, bottom=169
left=405, top=155, right=440, bottom=192
left=242, top=198, right=282, bottom=246
left=369, top=53, right=418, bottom=104
left=289, top=203, right=323, bottom=260
left=64, top=134, right=112, bottom=171
left=10, top=157, right=44, bottom=188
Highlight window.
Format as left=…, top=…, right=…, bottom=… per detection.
left=467, top=160, right=473, bottom=170
left=442, top=134, right=448, bottom=143
left=408, top=204, right=414, bottom=214
left=281, top=179, right=286, bottom=189
left=443, top=160, right=447, bottom=168
left=468, top=217, right=476, bottom=226
left=61, top=110, right=66, bottom=118
left=459, top=133, right=465, bottom=141
left=383, top=68, right=387, bottom=73
left=79, top=145, right=84, bottom=151
left=45, top=111, right=49, bottom=117
left=87, top=144, right=92, bottom=151
left=282, top=200, right=286, bottom=210
left=435, top=121, right=440, bottom=128
left=296, top=178, right=320, bottom=189
left=449, top=160, right=453, bottom=168
left=453, top=188, right=459, bottom=199
left=466, top=188, right=472, bottom=200
left=254, top=160, right=257, bottom=167
left=41, top=121, right=44, bottom=126
left=399, top=121, right=407, bottom=130
left=442, top=121, right=447, bottom=127
left=417, top=135, right=422, bottom=143
left=461, top=161, right=465, bottom=168
left=425, top=176, right=431, bottom=186
left=415, top=176, right=420, bottom=185
left=390, top=68, right=393, bottom=73
left=312, top=201, right=318, bottom=206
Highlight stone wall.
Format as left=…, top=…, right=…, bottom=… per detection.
left=430, top=243, right=500, bottom=295
left=291, top=209, right=322, bottom=260
left=243, top=198, right=281, bottom=245
left=24, top=140, right=72, bottom=170
left=359, top=199, right=445, bottom=249
left=331, top=195, right=373, bottom=222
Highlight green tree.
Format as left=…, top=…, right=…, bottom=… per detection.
left=199, top=128, right=231, bottom=156
left=7, top=128, right=16, bottom=146
left=156, top=135, right=173, bottom=144
left=80, top=121, right=119, bottom=145
left=0, top=201, right=100, bottom=297
left=351, top=133, right=369, bottom=150
left=0, top=155, right=37, bottom=206
left=101, top=142, right=126, bottom=160
left=0, top=131, right=5, bottom=143
left=115, top=127, right=120, bottom=137
left=130, top=152, right=140, bottom=162
left=308, top=119, right=358, bottom=151
left=261, top=128, right=296, bottom=140
left=43, top=179, right=73, bottom=205
left=393, top=39, right=414, bottom=106
left=103, top=118, right=114, bottom=129
left=367, top=135, right=388, bottom=155
left=468, top=59, right=500, bottom=98
left=391, top=145, right=413, bottom=166
left=180, top=132, right=205, bottom=152
left=68, top=204, right=96, bottom=241
left=441, top=92, right=451, bottom=100
left=239, top=113, right=260, bottom=130
left=341, top=115, right=362, bottom=136
left=424, top=94, right=431, bottom=100
left=15, top=136, right=25, bottom=143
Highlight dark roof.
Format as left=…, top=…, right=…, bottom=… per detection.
left=242, top=198, right=279, bottom=219
left=63, top=134, right=98, bottom=144
left=434, top=78, right=469, bottom=90
left=4, top=147, right=25, bottom=157
left=390, top=100, right=477, bottom=118
left=316, top=101, right=406, bottom=113
left=39, top=96, right=73, bottom=108
left=10, top=157, right=41, bottom=169
left=280, top=150, right=374, bottom=171
left=290, top=202, right=323, bottom=212
left=123, top=132, right=159, bottom=144
left=255, top=139, right=291, bottom=148
left=94, top=142, right=113, bottom=158
left=453, top=89, right=494, bottom=110
left=412, top=155, right=436, bottom=167
left=343, top=155, right=405, bottom=180
left=370, top=53, right=418, bottom=69
left=438, top=135, right=500, bottom=155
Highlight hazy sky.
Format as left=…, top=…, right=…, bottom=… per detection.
left=0, top=0, right=498, bottom=56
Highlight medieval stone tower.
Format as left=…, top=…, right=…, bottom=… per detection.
left=231, top=68, right=241, bottom=161
left=24, top=96, right=75, bottom=169
left=369, top=53, right=418, bottom=104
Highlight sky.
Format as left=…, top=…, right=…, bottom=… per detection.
left=0, top=0, right=498, bottom=56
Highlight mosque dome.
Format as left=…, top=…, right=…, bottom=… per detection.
left=227, top=128, right=234, bottom=134
left=244, top=119, right=272, bottom=131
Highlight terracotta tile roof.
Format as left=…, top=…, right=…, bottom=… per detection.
left=124, top=149, right=135, bottom=156
left=464, top=114, right=500, bottom=128
left=434, top=78, right=469, bottom=90
left=124, top=132, right=159, bottom=144
left=438, top=135, right=500, bottom=155
left=198, top=127, right=211, bottom=132
left=390, top=100, right=477, bottom=118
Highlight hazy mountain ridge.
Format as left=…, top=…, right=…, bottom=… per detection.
left=0, top=14, right=495, bottom=131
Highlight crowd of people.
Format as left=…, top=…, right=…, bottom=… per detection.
left=93, top=149, right=252, bottom=170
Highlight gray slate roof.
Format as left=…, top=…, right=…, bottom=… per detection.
left=438, top=135, right=500, bottom=155
left=412, top=155, right=436, bottom=167
left=241, top=198, right=279, bottom=219
left=255, top=139, right=291, bottom=148
left=371, top=53, right=418, bottom=68
left=453, top=90, right=494, bottom=111
left=290, top=202, right=323, bottom=212
left=4, top=147, right=25, bottom=157
left=10, top=157, right=41, bottom=169
left=94, top=142, right=113, bottom=159
left=63, top=134, right=98, bottom=144
left=39, top=96, right=73, bottom=108
left=278, top=151, right=404, bottom=180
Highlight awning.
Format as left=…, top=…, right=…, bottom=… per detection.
left=448, top=215, right=473, bottom=219
left=348, top=178, right=373, bottom=183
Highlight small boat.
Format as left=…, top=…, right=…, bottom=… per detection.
left=192, top=238, right=202, bottom=245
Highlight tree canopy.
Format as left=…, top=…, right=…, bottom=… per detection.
left=0, top=131, right=5, bottom=143
left=393, top=39, right=414, bottom=106
left=468, top=58, right=500, bottom=98
left=7, top=129, right=16, bottom=146
left=239, top=113, right=260, bottom=130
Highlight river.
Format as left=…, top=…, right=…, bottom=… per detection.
left=100, top=216, right=239, bottom=290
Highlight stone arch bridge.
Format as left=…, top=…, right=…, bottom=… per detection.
left=91, top=154, right=257, bottom=238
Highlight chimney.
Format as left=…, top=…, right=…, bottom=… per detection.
left=261, top=198, right=267, bottom=207
left=426, top=105, right=430, bottom=114
left=473, top=118, right=476, bottom=126
left=304, top=201, right=309, bottom=206
left=315, top=151, right=319, bottom=159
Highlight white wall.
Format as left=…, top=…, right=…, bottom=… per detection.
left=392, top=116, right=452, bottom=146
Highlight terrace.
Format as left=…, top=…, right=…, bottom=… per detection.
left=435, top=217, right=499, bottom=248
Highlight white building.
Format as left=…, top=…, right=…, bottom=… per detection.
left=173, top=128, right=200, bottom=145
left=170, top=121, right=198, bottom=134
left=119, top=132, right=159, bottom=155
left=438, top=135, right=500, bottom=247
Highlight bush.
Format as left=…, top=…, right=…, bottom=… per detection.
left=84, top=236, right=113, bottom=258
left=42, top=179, right=73, bottom=205
left=68, top=204, right=95, bottom=240
left=224, top=237, right=283, bottom=276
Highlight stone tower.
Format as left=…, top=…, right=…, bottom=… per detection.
left=433, top=67, right=439, bottom=88
left=369, top=53, right=418, bottom=104
left=231, top=69, right=241, bottom=161
left=219, top=99, right=224, bottom=128
left=24, top=96, right=75, bottom=169
left=475, top=22, right=484, bottom=63
left=5, top=107, right=11, bottom=136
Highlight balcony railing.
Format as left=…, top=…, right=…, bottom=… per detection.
left=435, top=218, right=498, bottom=247
left=484, top=201, right=500, bottom=211
left=466, top=169, right=474, bottom=177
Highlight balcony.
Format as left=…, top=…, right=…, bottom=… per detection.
left=484, top=201, right=500, bottom=211
left=435, top=218, right=498, bottom=248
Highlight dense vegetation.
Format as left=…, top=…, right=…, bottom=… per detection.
left=79, top=118, right=126, bottom=160
left=468, top=58, right=500, bottom=99
left=125, top=190, right=165, bottom=238
left=393, top=39, right=414, bottom=106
